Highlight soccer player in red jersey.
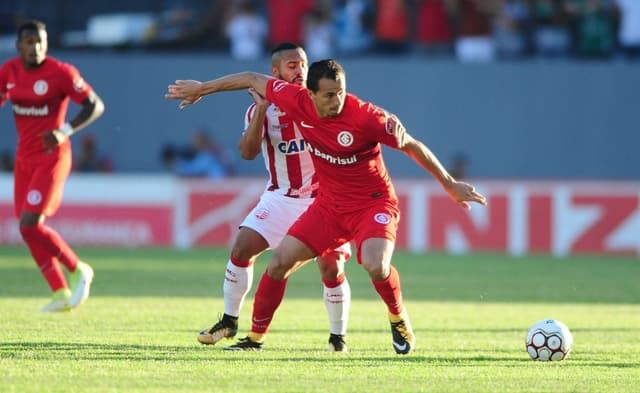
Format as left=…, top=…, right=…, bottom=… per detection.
left=0, top=20, right=105, bottom=312
left=165, top=59, right=486, bottom=354
left=196, top=43, right=352, bottom=352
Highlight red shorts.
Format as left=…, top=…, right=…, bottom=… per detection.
left=14, top=145, right=71, bottom=218
left=287, top=196, right=400, bottom=264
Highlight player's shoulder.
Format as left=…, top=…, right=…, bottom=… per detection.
left=45, top=56, right=81, bottom=74
left=0, top=56, right=22, bottom=71
left=346, top=93, right=383, bottom=118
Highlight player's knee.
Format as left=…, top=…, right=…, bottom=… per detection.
left=229, top=245, right=256, bottom=263
left=267, top=254, right=295, bottom=279
left=19, top=222, right=40, bottom=242
left=362, top=260, right=390, bottom=281
left=19, top=211, right=42, bottom=227
left=319, top=263, right=340, bottom=280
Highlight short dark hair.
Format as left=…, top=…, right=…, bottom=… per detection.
left=270, top=42, right=302, bottom=56
left=17, top=20, right=46, bottom=39
left=307, top=59, right=345, bottom=93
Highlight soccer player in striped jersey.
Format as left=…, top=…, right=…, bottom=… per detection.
left=0, top=20, right=104, bottom=312
left=196, top=43, right=351, bottom=352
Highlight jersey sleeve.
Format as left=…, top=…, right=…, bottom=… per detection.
left=361, top=103, right=409, bottom=149
left=60, top=62, right=93, bottom=104
left=265, top=79, right=305, bottom=116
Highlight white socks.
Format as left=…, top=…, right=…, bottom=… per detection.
left=324, top=279, right=351, bottom=335
left=223, top=259, right=253, bottom=317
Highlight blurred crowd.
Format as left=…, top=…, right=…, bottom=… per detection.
left=1, top=0, right=638, bottom=62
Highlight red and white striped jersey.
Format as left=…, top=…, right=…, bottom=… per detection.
left=244, top=102, right=318, bottom=198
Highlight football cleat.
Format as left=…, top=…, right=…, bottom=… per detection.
left=40, top=289, right=72, bottom=313
left=389, top=311, right=415, bottom=355
left=223, top=336, right=263, bottom=351
left=328, top=333, right=348, bottom=353
left=69, top=261, right=94, bottom=309
left=197, top=314, right=238, bottom=345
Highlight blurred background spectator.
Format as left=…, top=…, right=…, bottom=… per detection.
left=267, top=0, right=315, bottom=47
left=566, top=0, right=617, bottom=59
left=531, top=0, right=572, bottom=58
left=0, top=150, right=14, bottom=172
left=74, top=135, right=114, bottom=173
left=493, top=0, right=532, bottom=59
left=449, top=153, right=468, bottom=179
left=0, top=0, right=632, bottom=62
left=334, top=0, right=374, bottom=55
left=614, top=0, right=640, bottom=59
left=373, top=0, right=411, bottom=54
left=415, top=0, right=454, bottom=57
left=162, top=129, right=235, bottom=179
left=224, top=0, right=267, bottom=60
left=304, top=2, right=335, bottom=60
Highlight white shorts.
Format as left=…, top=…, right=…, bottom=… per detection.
left=240, top=191, right=351, bottom=257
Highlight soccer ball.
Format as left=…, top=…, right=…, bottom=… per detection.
left=525, top=319, right=573, bottom=361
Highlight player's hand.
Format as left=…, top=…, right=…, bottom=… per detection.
left=247, top=88, right=270, bottom=108
left=446, top=181, right=487, bottom=210
left=41, top=130, right=66, bottom=151
left=165, top=80, right=203, bottom=109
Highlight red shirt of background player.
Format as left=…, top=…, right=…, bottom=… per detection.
left=0, top=56, right=92, bottom=160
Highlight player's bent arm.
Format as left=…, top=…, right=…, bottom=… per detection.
left=70, top=90, right=105, bottom=133
left=239, top=103, right=268, bottom=160
left=45, top=91, right=105, bottom=148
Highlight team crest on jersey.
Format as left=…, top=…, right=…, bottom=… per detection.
left=373, top=213, right=391, bottom=225
left=27, top=190, right=42, bottom=205
left=337, top=131, right=354, bottom=147
left=73, top=77, right=86, bottom=92
left=33, top=80, right=48, bottom=95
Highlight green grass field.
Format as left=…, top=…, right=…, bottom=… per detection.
left=1, top=246, right=639, bottom=393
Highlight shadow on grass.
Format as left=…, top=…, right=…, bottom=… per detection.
left=1, top=342, right=637, bottom=369
left=0, top=341, right=539, bottom=364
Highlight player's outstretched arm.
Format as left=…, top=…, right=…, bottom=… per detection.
left=400, top=134, right=487, bottom=210
left=165, top=72, right=272, bottom=109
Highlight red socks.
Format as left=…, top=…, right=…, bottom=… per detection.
left=251, top=272, right=288, bottom=334
left=372, top=265, right=404, bottom=315
left=20, top=225, right=68, bottom=291
left=20, top=223, right=78, bottom=271
left=20, top=223, right=79, bottom=292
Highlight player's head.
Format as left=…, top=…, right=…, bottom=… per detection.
left=307, top=59, right=346, bottom=118
left=271, top=42, right=308, bottom=87
left=16, top=20, right=48, bottom=68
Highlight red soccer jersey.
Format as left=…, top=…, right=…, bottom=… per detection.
left=265, top=78, right=408, bottom=212
left=0, top=56, right=92, bottom=159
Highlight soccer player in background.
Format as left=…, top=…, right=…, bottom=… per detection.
left=0, top=20, right=104, bottom=312
left=197, top=43, right=352, bottom=352
left=165, top=59, right=486, bottom=354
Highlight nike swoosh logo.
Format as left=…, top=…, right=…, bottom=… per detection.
left=393, top=342, right=408, bottom=352
left=300, top=121, right=314, bottom=128
left=6, top=83, right=15, bottom=89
